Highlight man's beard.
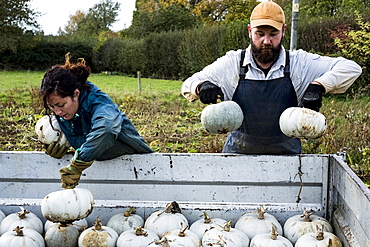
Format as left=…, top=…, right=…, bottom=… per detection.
left=251, top=40, right=282, bottom=64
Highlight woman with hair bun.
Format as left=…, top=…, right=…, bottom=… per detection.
left=40, top=53, right=153, bottom=189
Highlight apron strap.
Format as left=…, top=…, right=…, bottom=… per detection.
left=239, top=49, right=291, bottom=78
left=239, top=50, right=246, bottom=78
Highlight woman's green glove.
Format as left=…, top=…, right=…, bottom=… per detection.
left=59, top=150, right=94, bottom=189
left=45, top=141, right=68, bottom=159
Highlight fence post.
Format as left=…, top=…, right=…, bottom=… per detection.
left=290, top=0, right=299, bottom=51
left=137, top=71, right=142, bottom=93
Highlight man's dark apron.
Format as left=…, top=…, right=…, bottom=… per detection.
left=223, top=50, right=301, bottom=154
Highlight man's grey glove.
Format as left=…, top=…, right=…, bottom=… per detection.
left=45, top=141, right=68, bottom=159
left=197, top=81, right=224, bottom=104
left=302, top=84, right=326, bottom=112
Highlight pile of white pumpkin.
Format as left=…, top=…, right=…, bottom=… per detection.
left=0, top=188, right=342, bottom=247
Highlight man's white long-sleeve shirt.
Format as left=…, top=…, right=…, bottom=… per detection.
left=181, top=46, right=362, bottom=105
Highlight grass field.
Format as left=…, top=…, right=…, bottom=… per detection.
left=0, top=71, right=183, bottom=103
left=0, top=71, right=369, bottom=185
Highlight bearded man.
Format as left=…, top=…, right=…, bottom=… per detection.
left=181, top=1, right=361, bottom=154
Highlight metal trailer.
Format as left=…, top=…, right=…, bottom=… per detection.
left=0, top=151, right=369, bottom=246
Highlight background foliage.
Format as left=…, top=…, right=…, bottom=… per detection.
left=0, top=0, right=369, bottom=183
left=0, top=71, right=368, bottom=185
left=0, top=0, right=369, bottom=92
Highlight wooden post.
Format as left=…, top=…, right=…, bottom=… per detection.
left=137, top=71, right=142, bottom=93
left=290, top=0, right=299, bottom=51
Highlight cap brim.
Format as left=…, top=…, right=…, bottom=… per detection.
left=250, top=19, right=283, bottom=30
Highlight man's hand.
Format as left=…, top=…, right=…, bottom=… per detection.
left=197, top=81, right=224, bottom=104
left=45, top=141, right=68, bottom=159
left=59, top=150, right=94, bottom=189
left=302, top=84, right=326, bottom=112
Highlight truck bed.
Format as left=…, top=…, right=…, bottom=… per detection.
left=0, top=152, right=369, bottom=246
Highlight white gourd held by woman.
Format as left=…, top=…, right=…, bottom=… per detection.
left=41, top=188, right=94, bottom=223
left=35, top=115, right=70, bottom=147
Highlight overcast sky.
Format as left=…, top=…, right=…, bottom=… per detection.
left=29, top=0, right=136, bottom=35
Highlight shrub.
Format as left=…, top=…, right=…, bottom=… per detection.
left=298, top=17, right=357, bottom=54
left=178, top=25, right=228, bottom=78
left=144, top=31, right=184, bottom=79
left=333, top=16, right=370, bottom=93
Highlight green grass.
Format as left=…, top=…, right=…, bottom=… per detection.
left=0, top=71, right=369, bottom=186
left=0, top=71, right=183, bottom=103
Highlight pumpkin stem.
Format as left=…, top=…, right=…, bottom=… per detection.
left=170, top=201, right=182, bottom=214
left=13, top=226, right=24, bottom=236
left=315, top=225, right=325, bottom=241
left=135, top=226, right=148, bottom=236
left=203, top=212, right=212, bottom=224
left=161, top=203, right=174, bottom=214
left=61, top=220, right=74, bottom=225
left=270, top=225, right=278, bottom=240
left=178, top=225, right=188, bottom=237
left=124, top=207, right=136, bottom=217
left=328, top=238, right=333, bottom=247
left=59, top=222, right=68, bottom=227
left=17, top=206, right=30, bottom=219
left=301, top=208, right=314, bottom=222
left=154, top=236, right=171, bottom=247
left=161, top=201, right=181, bottom=215
left=93, top=217, right=103, bottom=231
left=257, top=206, right=266, bottom=220
left=315, top=230, right=325, bottom=241
left=222, top=221, right=232, bottom=232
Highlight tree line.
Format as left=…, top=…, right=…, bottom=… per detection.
left=0, top=0, right=369, bottom=93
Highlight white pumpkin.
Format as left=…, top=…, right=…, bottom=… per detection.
left=45, top=222, right=80, bottom=247
left=163, top=226, right=201, bottom=247
left=78, top=217, right=118, bottom=247
left=283, top=209, right=333, bottom=244
left=235, top=206, right=283, bottom=240
left=0, top=226, right=45, bottom=247
left=35, top=115, right=70, bottom=146
left=0, top=210, right=5, bottom=224
left=41, top=188, right=94, bottom=223
left=44, top=218, right=88, bottom=234
left=202, top=221, right=250, bottom=247
left=144, top=201, right=189, bottom=237
left=116, top=226, right=158, bottom=247
left=250, top=225, right=293, bottom=247
left=107, top=207, right=144, bottom=235
left=201, top=101, right=244, bottom=134
left=0, top=207, right=43, bottom=235
left=295, top=227, right=342, bottom=247
left=189, top=212, right=227, bottom=239
left=279, top=107, right=326, bottom=139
